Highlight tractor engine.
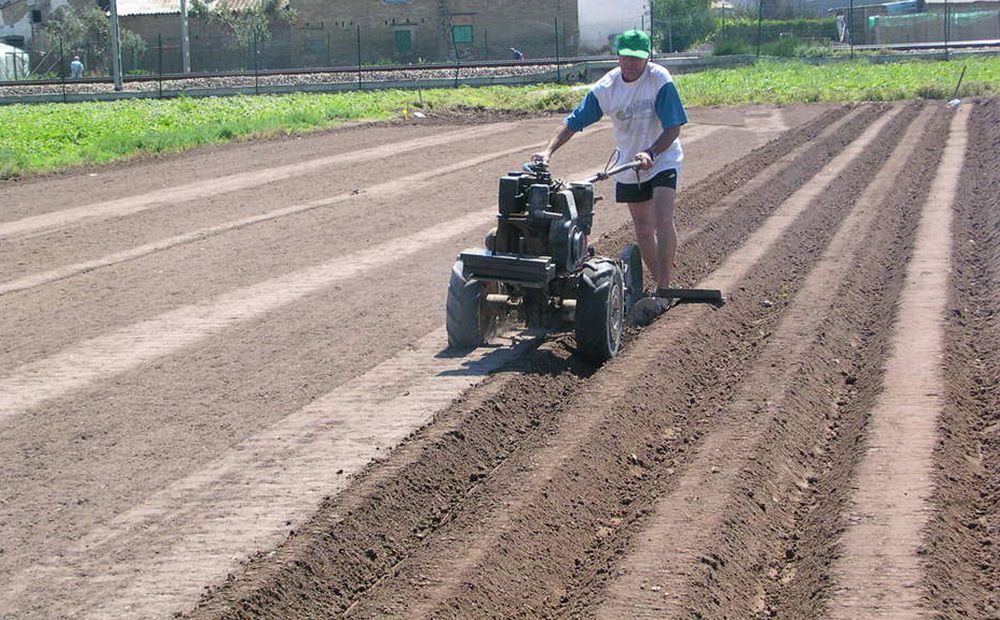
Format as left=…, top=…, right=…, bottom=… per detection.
left=495, top=166, right=595, bottom=274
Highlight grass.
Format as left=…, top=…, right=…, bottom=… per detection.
left=676, top=56, right=1000, bottom=106
left=2, top=56, right=998, bottom=178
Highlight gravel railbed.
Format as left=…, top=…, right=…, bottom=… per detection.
left=0, top=63, right=564, bottom=98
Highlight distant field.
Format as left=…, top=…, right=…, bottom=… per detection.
left=2, top=56, right=997, bottom=178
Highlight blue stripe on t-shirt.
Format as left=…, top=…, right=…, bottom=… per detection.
left=565, top=91, right=603, bottom=131
left=655, top=82, right=688, bottom=128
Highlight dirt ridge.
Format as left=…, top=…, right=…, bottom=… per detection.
left=582, top=102, right=935, bottom=620
left=408, top=103, right=915, bottom=619
left=923, top=99, right=1000, bottom=619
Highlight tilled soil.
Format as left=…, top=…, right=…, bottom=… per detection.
left=2, top=100, right=997, bottom=620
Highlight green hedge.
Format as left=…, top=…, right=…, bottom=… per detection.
left=715, top=18, right=838, bottom=43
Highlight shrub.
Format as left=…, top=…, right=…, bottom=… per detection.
left=714, top=18, right=837, bottom=45
left=712, top=39, right=753, bottom=56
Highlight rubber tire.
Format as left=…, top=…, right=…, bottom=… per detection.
left=620, top=242, right=643, bottom=315
left=446, top=258, right=502, bottom=348
left=575, top=259, right=625, bottom=363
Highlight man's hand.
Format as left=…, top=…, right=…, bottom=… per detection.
left=634, top=151, right=654, bottom=171
left=531, top=151, right=550, bottom=164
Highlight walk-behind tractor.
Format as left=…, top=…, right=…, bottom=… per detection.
left=445, top=160, right=723, bottom=362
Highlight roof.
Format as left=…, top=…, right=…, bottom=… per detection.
left=118, top=0, right=177, bottom=16
left=117, top=0, right=287, bottom=17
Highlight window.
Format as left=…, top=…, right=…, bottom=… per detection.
left=304, top=36, right=326, bottom=54
left=394, top=29, right=412, bottom=53
left=451, top=24, right=473, bottom=44
left=31, top=9, right=42, bottom=23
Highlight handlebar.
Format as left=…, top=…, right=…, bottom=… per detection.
left=523, top=159, right=643, bottom=185
left=584, top=161, right=642, bottom=184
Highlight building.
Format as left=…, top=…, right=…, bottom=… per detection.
left=577, top=0, right=650, bottom=52
left=289, top=0, right=579, bottom=66
left=0, top=0, right=92, bottom=50
left=112, top=0, right=586, bottom=71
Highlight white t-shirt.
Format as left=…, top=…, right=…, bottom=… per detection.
left=565, top=62, right=688, bottom=183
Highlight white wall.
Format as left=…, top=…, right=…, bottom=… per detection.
left=1, top=0, right=75, bottom=47
left=577, top=0, right=651, bottom=52
left=0, top=40, right=29, bottom=77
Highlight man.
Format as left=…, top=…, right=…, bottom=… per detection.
left=510, top=47, right=524, bottom=61
left=532, top=29, right=687, bottom=313
left=70, top=56, right=84, bottom=79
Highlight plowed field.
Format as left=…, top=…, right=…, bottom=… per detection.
left=1, top=100, right=997, bottom=619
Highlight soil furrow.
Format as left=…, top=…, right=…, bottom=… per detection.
left=826, top=104, right=969, bottom=619
left=0, top=114, right=795, bottom=619
left=184, top=106, right=859, bottom=620
left=923, top=98, right=1000, bottom=619
left=337, top=105, right=903, bottom=619
left=758, top=104, right=953, bottom=620
left=0, top=123, right=519, bottom=240
left=0, top=138, right=558, bottom=296
left=391, top=104, right=910, bottom=620
left=582, top=103, right=934, bottom=620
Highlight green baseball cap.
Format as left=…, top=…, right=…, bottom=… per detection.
left=616, top=29, right=651, bottom=59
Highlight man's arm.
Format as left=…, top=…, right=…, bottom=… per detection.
left=532, top=124, right=577, bottom=163
left=634, top=125, right=681, bottom=171
left=635, top=80, right=687, bottom=170
left=533, top=90, right=603, bottom=163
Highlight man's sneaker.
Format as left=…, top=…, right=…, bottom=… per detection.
left=628, top=295, right=674, bottom=326
left=654, top=287, right=680, bottom=308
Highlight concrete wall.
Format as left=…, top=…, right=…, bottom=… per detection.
left=121, top=14, right=292, bottom=73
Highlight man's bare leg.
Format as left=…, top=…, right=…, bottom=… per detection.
left=651, top=186, right=677, bottom=290
left=627, top=199, right=660, bottom=285
left=627, top=186, right=677, bottom=290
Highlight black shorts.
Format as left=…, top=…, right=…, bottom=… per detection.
left=615, top=168, right=678, bottom=203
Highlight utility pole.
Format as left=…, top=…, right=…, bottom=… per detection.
left=180, top=0, right=191, bottom=72
left=108, top=0, right=123, bottom=90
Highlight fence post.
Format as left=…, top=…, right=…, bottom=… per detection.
left=849, top=0, right=854, bottom=58
left=158, top=34, right=163, bottom=98
left=451, top=29, right=460, bottom=87
left=554, top=18, right=561, bottom=82
left=356, top=24, right=362, bottom=88
left=327, top=32, right=331, bottom=68
left=253, top=29, right=260, bottom=95
left=483, top=27, right=488, bottom=60
left=944, top=0, right=950, bottom=60
left=756, top=0, right=764, bottom=57
left=59, top=38, right=67, bottom=103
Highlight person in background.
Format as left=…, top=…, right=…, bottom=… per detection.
left=510, top=47, right=524, bottom=61
left=70, top=56, right=84, bottom=79
left=532, top=29, right=687, bottom=313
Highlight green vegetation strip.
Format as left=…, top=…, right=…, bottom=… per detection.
left=2, top=57, right=997, bottom=178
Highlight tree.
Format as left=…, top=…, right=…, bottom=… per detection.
left=212, top=0, right=295, bottom=52
left=651, top=0, right=717, bottom=52
left=43, top=5, right=147, bottom=73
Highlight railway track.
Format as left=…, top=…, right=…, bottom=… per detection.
left=0, top=61, right=570, bottom=100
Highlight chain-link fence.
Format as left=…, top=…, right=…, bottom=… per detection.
left=646, top=0, right=999, bottom=59
left=1, top=1, right=998, bottom=99
left=9, top=14, right=583, bottom=79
